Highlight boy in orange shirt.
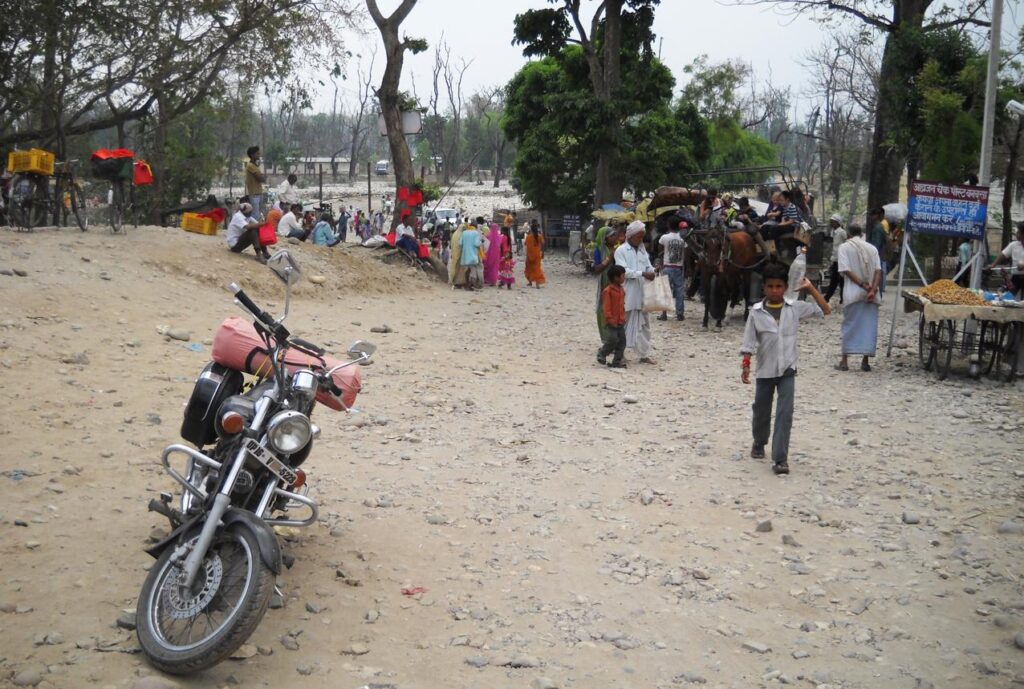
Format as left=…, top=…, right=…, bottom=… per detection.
left=597, top=265, right=627, bottom=368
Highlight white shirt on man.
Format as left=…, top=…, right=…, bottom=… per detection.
left=838, top=238, right=881, bottom=305
left=226, top=211, right=256, bottom=248
left=1002, top=241, right=1024, bottom=275
left=396, top=222, right=415, bottom=239
left=614, top=242, right=654, bottom=312
left=277, top=211, right=303, bottom=237
left=276, top=179, right=300, bottom=206
left=832, top=226, right=848, bottom=254
left=659, top=231, right=685, bottom=267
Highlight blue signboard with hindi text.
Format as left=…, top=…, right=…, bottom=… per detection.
left=906, top=180, right=988, bottom=240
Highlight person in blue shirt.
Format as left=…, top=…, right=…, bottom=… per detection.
left=311, top=213, right=341, bottom=247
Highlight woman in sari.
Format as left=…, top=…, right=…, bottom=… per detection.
left=483, top=222, right=504, bottom=286
left=448, top=222, right=465, bottom=287
left=524, top=220, right=546, bottom=287
left=593, top=224, right=622, bottom=342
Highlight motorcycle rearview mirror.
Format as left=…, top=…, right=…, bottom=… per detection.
left=346, top=340, right=377, bottom=361
left=266, top=251, right=302, bottom=322
left=267, top=250, right=302, bottom=286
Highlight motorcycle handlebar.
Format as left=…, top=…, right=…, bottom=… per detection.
left=229, top=282, right=278, bottom=329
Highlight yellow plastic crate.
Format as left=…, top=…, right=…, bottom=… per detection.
left=7, top=148, right=55, bottom=176
left=181, top=213, right=219, bottom=236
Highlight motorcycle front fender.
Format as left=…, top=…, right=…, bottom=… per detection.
left=144, top=512, right=203, bottom=560
left=143, top=508, right=281, bottom=575
left=221, top=507, right=282, bottom=574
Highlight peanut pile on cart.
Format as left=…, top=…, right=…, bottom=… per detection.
left=916, top=279, right=987, bottom=306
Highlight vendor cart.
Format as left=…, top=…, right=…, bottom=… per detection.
left=902, top=290, right=1022, bottom=381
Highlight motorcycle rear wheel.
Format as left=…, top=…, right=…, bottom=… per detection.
left=136, top=524, right=275, bottom=674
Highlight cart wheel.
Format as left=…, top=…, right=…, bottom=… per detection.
left=978, top=320, right=1001, bottom=375
left=994, top=322, right=1021, bottom=383
left=918, top=314, right=936, bottom=371
left=934, top=319, right=955, bottom=380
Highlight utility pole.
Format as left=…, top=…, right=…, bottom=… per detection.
left=972, top=0, right=1002, bottom=290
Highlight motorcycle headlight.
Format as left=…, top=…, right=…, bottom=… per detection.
left=266, top=411, right=312, bottom=454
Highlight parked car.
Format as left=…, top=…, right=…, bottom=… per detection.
left=375, top=160, right=390, bottom=175
left=432, top=208, right=458, bottom=223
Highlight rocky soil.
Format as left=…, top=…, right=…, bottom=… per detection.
left=0, top=224, right=1021, bottom=689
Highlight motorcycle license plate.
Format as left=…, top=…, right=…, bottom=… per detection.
left=243, top=438, right=298, bottom=485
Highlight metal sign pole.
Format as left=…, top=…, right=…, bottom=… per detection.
left=886, top=230, right=913, bottom=357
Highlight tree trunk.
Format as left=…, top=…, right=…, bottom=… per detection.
left=150, top=93, right=169, bottom=224
left=866, top=0, right=927, bottom=211
left=594, top=0, right=624, bottom=206
left=1002, top=120, right=1022, bottom=248
left=39, top=2, right=59, bottom=151
left=493, top=137, right=506, bottom=188
left=367, top=0, right=419, bottom=230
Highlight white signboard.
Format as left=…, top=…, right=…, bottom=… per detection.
left=377, top=111, right=422, bottom=136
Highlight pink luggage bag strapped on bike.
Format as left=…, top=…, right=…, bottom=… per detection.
left=212, top=316, right=361, bottom=411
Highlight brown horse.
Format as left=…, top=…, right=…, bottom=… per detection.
left=687, top=224, right=764, bottom=328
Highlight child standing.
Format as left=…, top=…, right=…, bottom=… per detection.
left=597, top=265, right=627, bottom=368
left=740, top=263, right=830, bottom=474
left=498, top=245, right=516, bottom=289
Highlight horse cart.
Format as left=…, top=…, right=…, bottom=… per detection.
left=902, top=289, right=1022, bottom=381
left=643, top=170, right=821, bottom=327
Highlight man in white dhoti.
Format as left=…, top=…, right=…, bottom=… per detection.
left=614, top=221, right=657, bottom=364
left=836, top=225, right=882, bottom=372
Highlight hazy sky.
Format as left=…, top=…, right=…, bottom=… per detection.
left=319, top=0, right=1021, bottom=119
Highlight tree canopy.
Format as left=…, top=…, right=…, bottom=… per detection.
left=503, top=45, right=712, bottom=212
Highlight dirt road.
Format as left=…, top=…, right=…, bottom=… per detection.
left=0, top=226, right=1021, bottom=689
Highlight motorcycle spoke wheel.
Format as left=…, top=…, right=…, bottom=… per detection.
left=136, top=524, right=274, bottom=674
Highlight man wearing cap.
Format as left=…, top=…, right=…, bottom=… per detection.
left=615, top=221, right=657, bottom=363
left=823, top=214, right=848, bottom=304
left=657, top=220, right=688, bottom=321
left=226, top=202, right=270, bottom=262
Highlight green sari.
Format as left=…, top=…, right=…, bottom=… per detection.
left=593, top=225, right=615, bottom=343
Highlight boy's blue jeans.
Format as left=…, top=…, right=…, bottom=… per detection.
left=752, top=368, right=796, bottom=465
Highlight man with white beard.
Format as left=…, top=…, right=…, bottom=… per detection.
left=614, top=220, right=657, bottom=364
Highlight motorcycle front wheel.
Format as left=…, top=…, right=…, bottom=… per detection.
left=136, top=524, right=275, bottom=674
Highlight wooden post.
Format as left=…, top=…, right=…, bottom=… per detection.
left=367, top=162, right=372, bottom=212
left=318, top=164, right=323, bottom=207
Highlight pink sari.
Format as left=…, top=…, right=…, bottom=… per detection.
left=483, top=223, right=504, bottom=286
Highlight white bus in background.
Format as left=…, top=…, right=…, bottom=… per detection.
left=374, top=160, right=390, bottom=175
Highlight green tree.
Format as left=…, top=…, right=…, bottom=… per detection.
left=505, top=46, right=711, bottom=212
left=734, top=0, right=990, bottom=210
left=503, top=56, right=595, bottom=211
left=620, top=102, right=711, bottom=198
left=513, top=0, right=661, bottom=204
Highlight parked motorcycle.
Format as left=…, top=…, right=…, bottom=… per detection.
left=134, top=251, right=375, bottom=674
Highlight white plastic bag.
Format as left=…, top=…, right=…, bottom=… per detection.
left=643, top=274, right=675, bottom=313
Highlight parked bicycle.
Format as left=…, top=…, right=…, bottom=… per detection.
left=107, top=176, right=136, bottom=234
left=571, top=240, right=595, bottom=272
left=8, top=157, right=88, bottom=231
left=91, top=150, right=140, bottom=234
